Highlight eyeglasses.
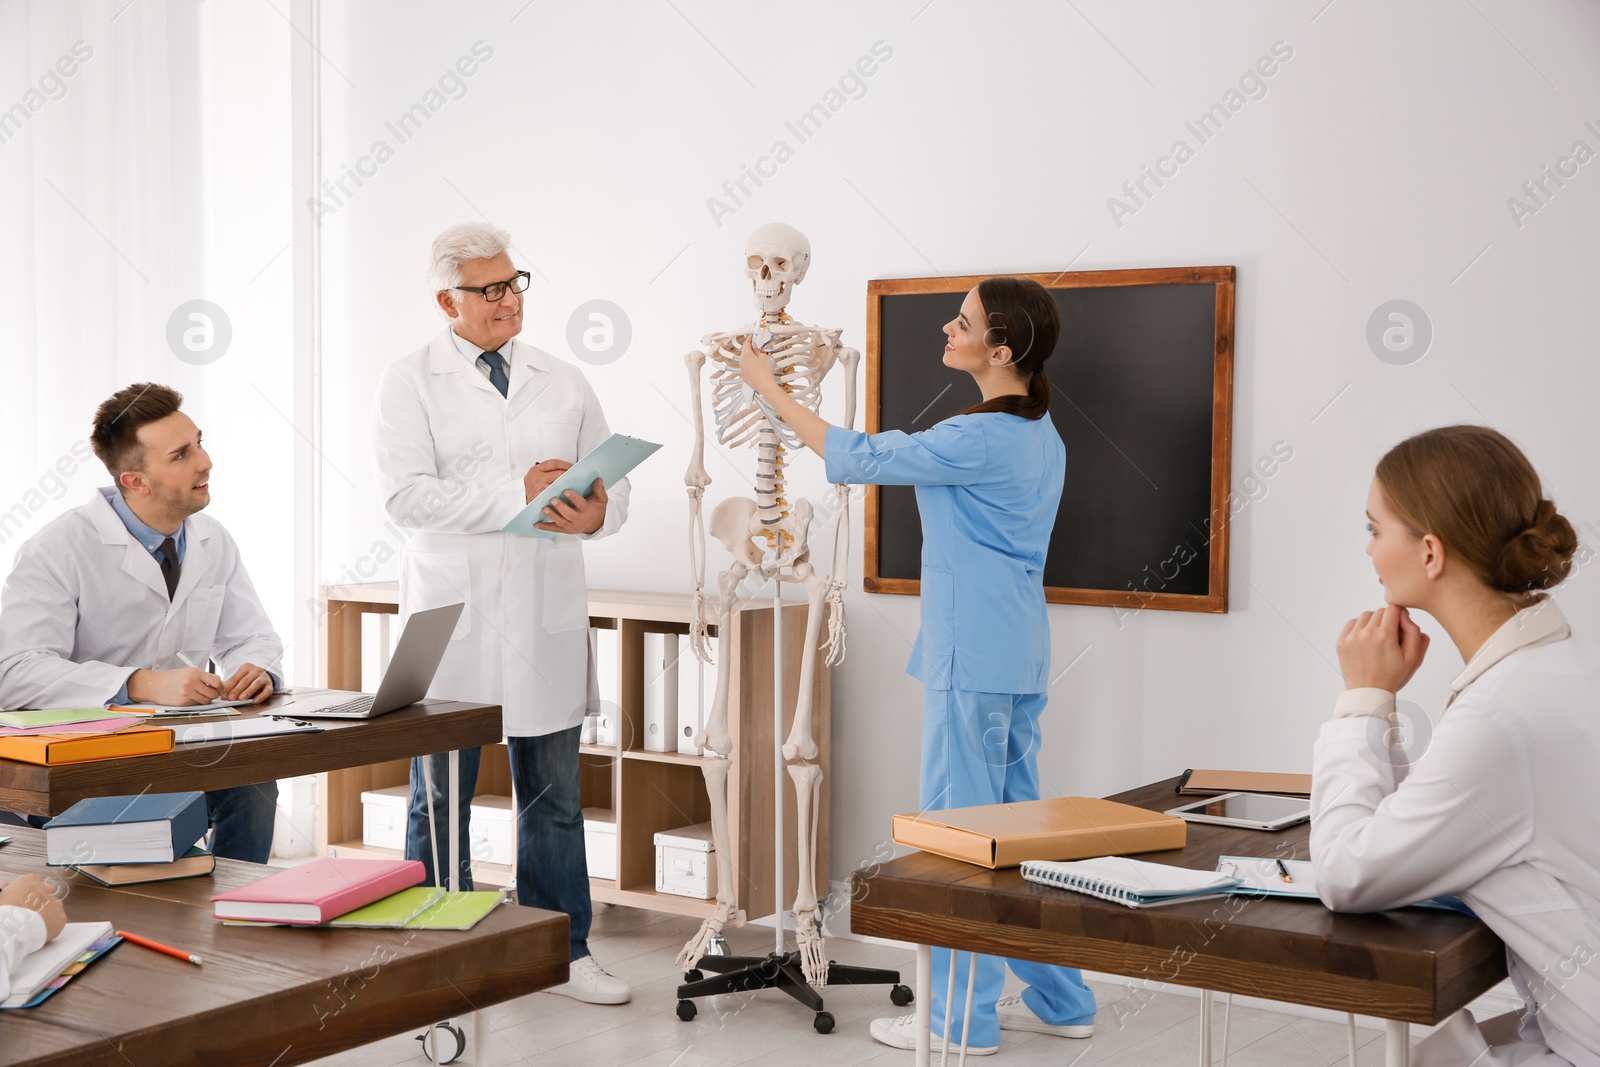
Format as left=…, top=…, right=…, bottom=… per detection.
left=453, top=271, right=531, bottom=302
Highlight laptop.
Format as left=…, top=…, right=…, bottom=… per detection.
left=283, top=602, right=464, bottom=719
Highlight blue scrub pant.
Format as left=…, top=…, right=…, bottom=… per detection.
left=921, top=687, right=1096, bottom=1046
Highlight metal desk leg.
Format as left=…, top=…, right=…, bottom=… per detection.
left=448, top=750, right=484, bottom=1067
left=1385, top=1020, right=1409, bottom=1066
left=916, top=943, right=931, bottom=1067
left=1199, top=989, right=1213, bottom=1066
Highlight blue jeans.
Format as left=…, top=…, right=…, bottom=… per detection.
left=921, top=688, right=1097, bottom=1046
left=3, top=783, right=277, bottom=863
left=405, top=726, right=591, bottom=961
left=207, top=783, right=278, bottom=863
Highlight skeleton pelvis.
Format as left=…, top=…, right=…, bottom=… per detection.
left=710, top=498, right=764, bottom=567
left=709, top=497, right=813, bottom=570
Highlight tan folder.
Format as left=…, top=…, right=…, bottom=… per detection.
left=891, top=796, right=1186, bottom=869
left=1176, top=769, right=1312, bottom=798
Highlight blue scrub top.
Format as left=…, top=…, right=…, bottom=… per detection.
left=825, top=413, right=1065, bottom=694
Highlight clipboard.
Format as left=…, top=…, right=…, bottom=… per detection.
left=503, top=433, right=662, bottom=538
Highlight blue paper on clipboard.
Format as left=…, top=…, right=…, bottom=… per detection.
left=503, top=433, right=661, bottom=538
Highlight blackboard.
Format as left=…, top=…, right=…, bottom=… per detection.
left=863, top=267, right=1235, bottom=613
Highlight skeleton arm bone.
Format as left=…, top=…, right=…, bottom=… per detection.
left=685, top=350, right=714, bottom=661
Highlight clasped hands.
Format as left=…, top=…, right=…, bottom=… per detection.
left=523, top=459, right=607, bottom=535
left=126, top=662, right=274, bottom=706
left=1336, top=604, right=1430, bottom=693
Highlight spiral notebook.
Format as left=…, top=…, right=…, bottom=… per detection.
left=1021, top=856, right=1241, bottom=908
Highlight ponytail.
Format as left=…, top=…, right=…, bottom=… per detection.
left=962, top=369, right=1051, bottom=420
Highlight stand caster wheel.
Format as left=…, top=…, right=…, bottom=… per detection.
left=683, top=968, right=703, bottom=983
left=416, top=1022, right=466, bottom=1064
left=677, top=999, right=698, bottom=1021
left=890, top=984, right=914, bottom=1007
left=814, top=1011, right=835, bottom=1034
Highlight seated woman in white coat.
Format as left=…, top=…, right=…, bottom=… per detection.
left=1313, top=425, right=1598, bottom=1066
left=0, top=875, right=67, bottom=1001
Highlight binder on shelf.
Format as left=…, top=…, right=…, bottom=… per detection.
left=1021, top=856, right=1240, bottom=908
left=642, top=632, right=679, bottom=752
left=589, top=626, right=621, bottom=746
left=43, top=791, right=208, bottom=866
left=891, top=796, right=1186, bottom=869
left=677, top=634, right=711, bottom=756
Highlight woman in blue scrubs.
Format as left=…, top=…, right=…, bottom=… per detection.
left=740, top=276, right=1095, bottom=1055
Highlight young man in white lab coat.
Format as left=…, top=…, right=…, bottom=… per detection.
left=370, top=222, right=632, bottom=1004
left=0, top=384, right=282, bottom=862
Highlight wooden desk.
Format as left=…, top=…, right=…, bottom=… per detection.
left=0, top=829, right=567, bottom=1067
left=0, top=698, right=503, bottom=818
left=850, top=778, right=1507, bottom=1067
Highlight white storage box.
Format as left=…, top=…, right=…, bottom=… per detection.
left=360, top=785, right=410, bottom=852
left=655, top=822, right=717, bottom=900
left=470, top=794, right=515, bottom=868
left=584, top=807, right=617, bottom=881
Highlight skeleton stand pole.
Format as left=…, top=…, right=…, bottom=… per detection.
left=772, top=581, right=784, bottom=956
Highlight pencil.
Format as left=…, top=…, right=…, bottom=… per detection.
left=116, top=930, right=202, bottom=966
left=1275, top=859, right=1294, bottom=884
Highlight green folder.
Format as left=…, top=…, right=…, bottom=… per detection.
left=327, top=888, right=507, bottom=930
left=0, top=709, right=119, bottom=729
left=406, top=891, right=509, bottom=930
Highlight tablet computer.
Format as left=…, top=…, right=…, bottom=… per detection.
left=1164, top=791, right=1311, bottom=831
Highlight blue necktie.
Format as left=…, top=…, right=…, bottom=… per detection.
left=482, top=350, right=509, bottom=398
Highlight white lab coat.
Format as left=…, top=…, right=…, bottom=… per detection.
left=0, top=488, right=284, bottom=710
left=1312, top=599, right=1600, bottom=1067
left=370, top=328, right=629, bottom=737
left=0, top=906, right=47, bottom=1002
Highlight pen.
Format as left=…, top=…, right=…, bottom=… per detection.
left=1275, top=859, right=1294, bottom=884
left=116, top=930, right=203, bottom=966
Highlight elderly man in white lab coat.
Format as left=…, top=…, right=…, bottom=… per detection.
left=370, top=221, right=631, bottom=1004
left=0, top=383, right=282, bottom=861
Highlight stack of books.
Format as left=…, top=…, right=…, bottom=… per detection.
left=43, top=792, right=215, bottom=883
left=0, top=709, right=173, bottom=765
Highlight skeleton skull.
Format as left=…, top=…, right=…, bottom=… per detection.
left=745, top=223, right=811, bottom=314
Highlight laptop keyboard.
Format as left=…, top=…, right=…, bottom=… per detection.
left=314, top=694, right=376, bottom=716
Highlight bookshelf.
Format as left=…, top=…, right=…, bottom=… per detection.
left=315, top=584, right=830, bottom=921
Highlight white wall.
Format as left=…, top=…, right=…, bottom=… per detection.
left=311, top=0, right=1600, bottom=884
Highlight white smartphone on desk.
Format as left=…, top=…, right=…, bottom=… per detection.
left=1165, top=791, right=1312, bottom=831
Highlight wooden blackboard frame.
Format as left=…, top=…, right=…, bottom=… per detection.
left=863, top=265, right=1236, bottom=613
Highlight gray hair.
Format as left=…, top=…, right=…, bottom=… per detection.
left=428, top=222, right=511, bottom=294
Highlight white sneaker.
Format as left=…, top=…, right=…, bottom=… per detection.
left=549, top=955, right=631, bottom=1005
left=996, top=993, right=1094, bottom=1038
left=869, top=1014, right=999, bottom=1056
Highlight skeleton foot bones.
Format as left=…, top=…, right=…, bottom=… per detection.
left=679, top=223, right=858, bottom=990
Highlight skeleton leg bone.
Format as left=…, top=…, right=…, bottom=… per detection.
left=676, top=757, right=746, bottom=972
left=782, top=564, right=827, bottom=762
left=694, top=563, right=748, bottom=756
left=788, top=762, right=826, bottom=986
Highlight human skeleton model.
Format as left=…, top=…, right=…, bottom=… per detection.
left=677, top=223, right=858, bottom=987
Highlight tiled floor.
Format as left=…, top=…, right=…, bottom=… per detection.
left=304, top=904, right=1405, bottom=1067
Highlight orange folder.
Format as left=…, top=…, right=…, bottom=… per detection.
left=0, top=724, right=174, bottom=765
